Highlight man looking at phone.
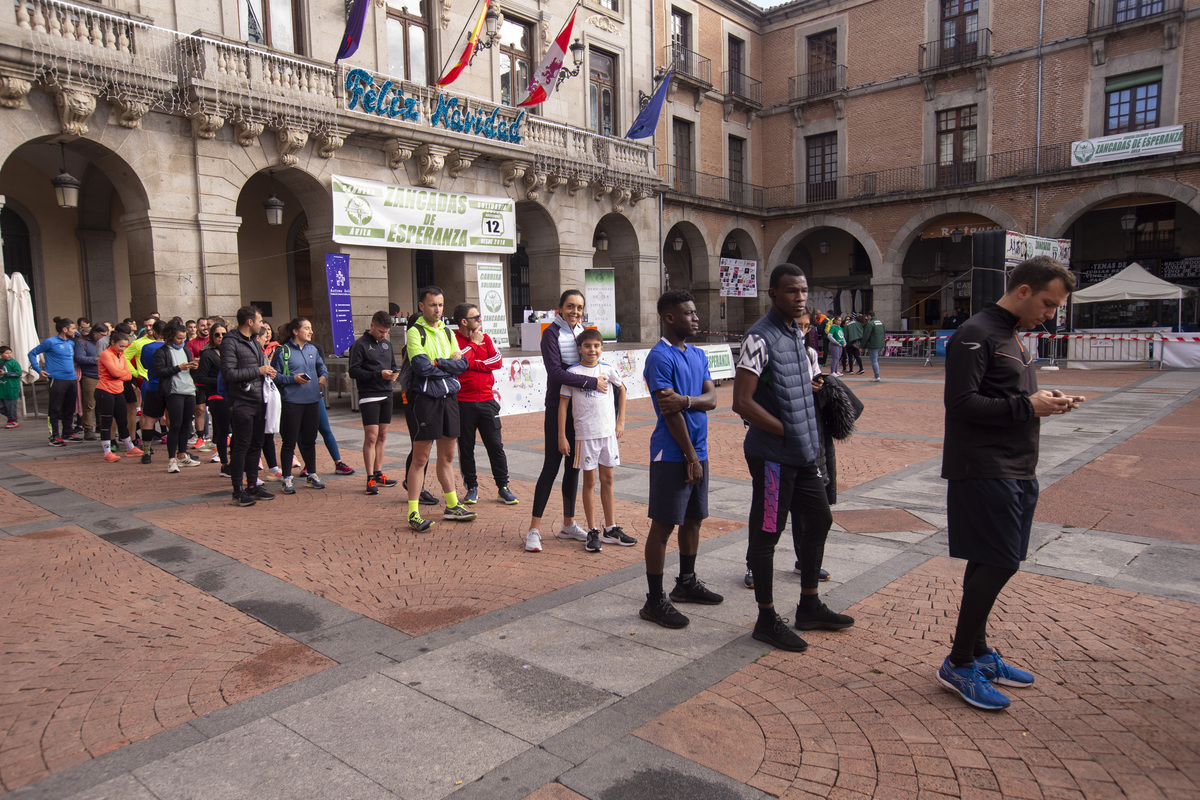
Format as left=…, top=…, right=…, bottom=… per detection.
left=732, top=264, right=853, bottom=653
left=349, top=311, right=401, bottom=496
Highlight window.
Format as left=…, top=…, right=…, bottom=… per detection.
left=939, top=0, right=979, bottom=66
left=937, top=105, right=978, bottom=186
left=594, top=0, right=618, bottom=11
left=673, top=118, right=694, bottom=193
left=509, top=246, right=530, bottom=326
left=728, top=135, right=745, bottom=204
left=1105, top=69, right=1161, bottom=134
left=727, top=35, right=745, bottom=96
left=241, top=0, right=302, bottom=53
left=807, top=30, right=837, bottom=95
left=386, top=2, right=428, bottom=82
left=499, top=17, right=532, bottom=107
left=671, top=9, right=691, bottom=51
left=415, top=249, right=435, bottom=293
left=589, top=49, right=616, bottom=136
left=1114, top=0, right=1165, bottom=23
left=805, top=132, right=837, bottom=202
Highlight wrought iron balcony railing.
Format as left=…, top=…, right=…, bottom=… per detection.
left=789, top=66, right=847, bottom=102
left=722, top=70, right=762, bottom=106
left=664, top=44, right=712, bottom=86
left=918, top=28, right=992, bottom=72
left=660, top=165, right=764, bottom=207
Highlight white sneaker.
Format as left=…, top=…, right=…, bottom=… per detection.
left=187, top=435, right=198, bottom=446
left=179, top=453, right=200, bottom=467
left=872, top=377, right=882, bottom=382
left=265, top=466, right=284, bottom=481
left=557, top=521, right=588, bottom=541
left=167, top=458, right=180, bottom=474
left=525, top=530, right=542, bottom=552
left=210, top=453, right=221, bottom=463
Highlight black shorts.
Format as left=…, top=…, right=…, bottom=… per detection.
left=359, top=395, right=393, bottom=427
left=142, top=390, right=165, bottom=419
left=647, top=459, right=709, bottom=526
left=947, top=478, right=1039, bottom=570
left=123, top=380, right=136, bottom=403
left=411, top=393, right=460, bottom=441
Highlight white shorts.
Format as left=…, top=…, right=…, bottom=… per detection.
left=573, top=435, right=620, bottom=471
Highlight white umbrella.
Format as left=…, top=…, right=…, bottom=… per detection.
left=7, top=271, right=40, bottom=416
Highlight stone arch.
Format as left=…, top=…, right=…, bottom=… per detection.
left=516, top=199, right=561, bottom=313
left=883, top=200, right=1020, bottom=283
left=595, top=212, right=641, bottom=340
left=1041, top=176, right=1200, bottom=239
left=714, top=221, right=765, bottom=332
left=767, top=214, right=884, bottom=277
left=663, top=218, right=710, bottom=292
left=715, top=219, right=763, bottom=263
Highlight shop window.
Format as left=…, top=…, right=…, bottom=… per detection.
left=1105, top=69, right=1161, bottom=134
left=241, top=0, right=303, bottom=54
left=937, top=105, right=977, bottom=186
left=499, top=17, right=532, bottom=107
left=589, top=49, right=617, bottom=137
left=806, top=132, right=837, bottom=202
left=386, top=1, right=429, bottom=83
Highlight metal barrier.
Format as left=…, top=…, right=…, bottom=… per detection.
left=1024, top=330, right=1168, bottom=369
left=882, top=331, right=938, bottom=361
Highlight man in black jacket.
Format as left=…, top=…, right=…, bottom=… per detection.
left=221, top=305, right=277, bottom=507
left=348, top=311, right=400, bottom=496
left=937, top=256, right=1083, bottom=711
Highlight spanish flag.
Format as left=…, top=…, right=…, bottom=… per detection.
left=438, top=0, right=490, bottom=87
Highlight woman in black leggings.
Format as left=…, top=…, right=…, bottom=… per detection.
left=153, top=321, right=201, bottom=473
left=194, top=324, right=230, bottom=476
left=95, top=330, right=143, bottom=461
left=524, top=290, right=609, bottom=553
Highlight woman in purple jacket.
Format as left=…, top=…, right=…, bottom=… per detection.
left=524, top=290, right=609, bottom=553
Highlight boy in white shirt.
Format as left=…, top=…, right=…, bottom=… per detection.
left=558, top=329, right=634, bottom=553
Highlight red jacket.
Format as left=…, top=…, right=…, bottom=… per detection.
left=454, top=330, right=501, bottom=402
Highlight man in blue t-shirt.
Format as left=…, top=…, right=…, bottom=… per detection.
left=638, top=290, right=723, bottom=629
left=28, top=317, right=79, bottom=445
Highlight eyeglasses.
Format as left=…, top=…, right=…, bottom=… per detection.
left=466, top=315, right=482, bottom=321
left=800, top=324, right=812, bottom=330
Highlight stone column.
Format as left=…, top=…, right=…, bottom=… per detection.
left=871, top=278, right=903, bottom=329
left=120, top=211, right=207, bottom=318
left=0, top=196, right=9, bottom=345
left=196, top=213, right=242, bottom=323
left=76, top=229, right=118, bottom=324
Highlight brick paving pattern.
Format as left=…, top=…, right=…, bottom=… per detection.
left=0, top=487, right=55, bottom=526
left=0, top=527, right=333, bottom=793
left=635, top=556, right=1200, bottom=799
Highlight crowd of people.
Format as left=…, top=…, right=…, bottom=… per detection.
left=10, top=254, right=1080, bottom=712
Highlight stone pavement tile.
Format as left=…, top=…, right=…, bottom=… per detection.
left=832, top=509, right=937, bottom=534
left=634, top=556, right=1200, bottom=799
left=13, top=452, right=233, bottom=508
left=0, top=486, right=56, bottom=527
left=380, top=639, right=617, bottom=743
left=62, top=773, right=158, bottom=800
left=521, top=782, right=588, bottom=800
left=470, top=614, right=691, bottom=697
left=139, top=477, right=742, bottom=638
left=0, top=527, right=333, bottom=794
left=273, top=673, right=527, bottom=800
left=132, top=717, right=396, bottom=799
left=634, top=689, right=764, bottom=783
left=1026, top=532, right=1145, bottom=577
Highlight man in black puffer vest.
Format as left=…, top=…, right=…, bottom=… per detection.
left=221, top=305, right=276, bottom=507
left=733, top=264, right=855, bottom=653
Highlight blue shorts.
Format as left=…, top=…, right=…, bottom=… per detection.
left=947, top=478, right=1039, bottom=570
left=647, top=459, right=708, bottom=526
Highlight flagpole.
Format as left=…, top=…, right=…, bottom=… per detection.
left=436, top=0, right=488, bottom=85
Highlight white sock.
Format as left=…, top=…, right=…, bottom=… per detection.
left=101, top=440, right=111, bottom=453
left=605, top=525, right=616, bottom=532
left=121, top=436, right=134, bottom=450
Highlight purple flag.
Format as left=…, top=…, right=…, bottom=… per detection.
left=335, top=0, right=369, bottom=63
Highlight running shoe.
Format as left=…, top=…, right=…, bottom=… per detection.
left=196, top=438, right=216, bottom=451
left=443, top=504, right=477, bottom=522
left=936, top=657, right=1011, bottom=711
left=282, top=477, right=296, bottom=494
left=752, top=612, right=808, bottom=652
left=249, top=485, right=275, bottom=500
left=103, top=451, right=121, bottom=463
left=525, top=529, right=542, bottom=552
left=167, top=458, right=180, bottom=474
left=585, top=528, right=603, bottom=553
left=794, top=601, right=855, bottom=631
left=187, top=434, right=198, bottom=446
left=219, top=466, right=233, bottom=479
left=63, top=433, right=83, bottom=443
left=497, top=486, right=519, bottom=505
left=5, top=421, right=18, bottom=428
left=975, top=649, right=1035, bottom=688
left=265, top=466, right=283, bottom=481
left=600, top=526, right=636, bottom=546
left=178, top=453, right=201, bottom=467
left=669, top=576, right=724, bottom=605
left=795, top=562, right=831, bottom=581
left=557, top=521, right=588, bottom=541
left=419, top=489, right=438, bottom=505
left=409, top=511, right=433, bottom=532
left=141, top=452, right=152, bottom=464
left=639, top=595, right=689, bottom=629
left=463, top=486, right=479, bottom=505
left=374, top=471, right=398, bottom=487
left=335, top=461, right=355, bottom=475
left=49, top=437, right=66, bottom=447
left=231, top=490, right=256, bottom=507
left=366, top=477, right=378, bottom=495
left=306, top=474, right=325, bottom=490
left=209, top=452, right=221, bottom=463
left=743, top=569, right=754, bottom=589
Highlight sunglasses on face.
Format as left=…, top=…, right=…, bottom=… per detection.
left=466, top=315, right=482, bottom=321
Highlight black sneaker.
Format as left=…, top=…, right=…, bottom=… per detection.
left=600, top=526, right=637, bottom=546
left=366, top=477, right=378, bottom=495
left=669, top=576, right=724, bottom=605
left=49, top=437, right=67, bottom=448
left=753, top=612, right=809, bottom=652
left=63, top=433, right=83, bottom=443
left=419, top=489, right=438, bottom=505
left=585, top=528, right=603, bottom=552
left=794, top=601, right=855, bottom=631
left=743, top=569, right=754, bottom=589
left=409, top=511, right=433, bottom=532
left=463, top=486, right=478, bottom=505
left=794, top=562, right=832, bottom=581
left=250, top=485, right=276, bottom=501
left=140, top=452, right=152, bottom=464
left=219, top=466, right=233, bottom=479
left=639, top=594, right=689, bottom=629
left=231, top=491, right=257, bottom=507
left=374, top=471, right=398, bottom=487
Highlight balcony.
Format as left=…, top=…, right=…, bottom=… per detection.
left=789, top=66, right=847, bottom=102
left=918, top=28, right=992, bottom=73
left=659, top=165, right=764, bottom=208
left=1088, top=0, right=1182, bottom=31
left=722, top=70, right=762, bottom=107
left=664, top=44, right=712, bottom=87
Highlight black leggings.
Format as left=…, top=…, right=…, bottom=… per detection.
left=94, top=388, right=129, bottom=442
left=531, top=402, right=578, bottom=519
left=48, top=377, right=77, bottom=438
left=262, top=433, right=277, bottom=469
left=842, top=344, right=863, bottom=373
left=746, top=458, right=832, bottom=606
left=279, top=402, right=319, bottom=477
left=208, top=397, right=230, bottom=465
left=951, top=561, right=1017, bottom=665
left=164, top=394, right=196, bottom=458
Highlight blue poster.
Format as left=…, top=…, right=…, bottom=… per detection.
left=325, top=254, right=355, bottom=356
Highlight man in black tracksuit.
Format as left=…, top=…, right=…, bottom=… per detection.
left=937, top=256, right=1083, bottom=711
left=221, top=305, right=277, bottom=506
left=347, top=310, right=400, bottom=495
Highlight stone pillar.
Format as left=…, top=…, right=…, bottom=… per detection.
left=871, top=278, right=903, bottom=329
left=77, top=229, right=118, bottom=323
left=0, top=196, right=9, bottom=345
left=339, top=244, right=389, bottom=335
left=196, top=213, right=242, bottom=323
left=524, top=241, right=563, bottom=312
left=120, top=212, right=205, bottom=318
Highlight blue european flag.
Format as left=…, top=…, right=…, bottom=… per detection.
left=625, top=68, right=672, bottom=140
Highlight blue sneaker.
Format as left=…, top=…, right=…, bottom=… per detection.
left=937, top=657, right=1011, bottom=711
left=975, top=649, right=1035, bottom=688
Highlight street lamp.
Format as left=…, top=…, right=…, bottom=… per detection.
left=50, top=142, right=80, bottom=209
left=595, top=230, right=609, bottom=251
left=263, top=171, right=284, bottom=226
left=950, top=227, right=964, bottom=244
left=554, top=39, right=587, bottom=90
left=672, top=236, right=683, bottom=252
left=1120, top=210, right=1137, bottom=233
left=468, top=3, right=502, bottom=64
left=819, top=240, right=829, bottom=254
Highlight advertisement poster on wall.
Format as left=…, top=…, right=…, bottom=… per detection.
left=475, top=262, right=509, bottom=348
left=585, top=269, right=617, bottom=340
left=324, top=253, right=355, bottom=356
left=719, top=258, right=758, bottom=297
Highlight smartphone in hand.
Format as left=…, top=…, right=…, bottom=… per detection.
left=295, top=373, right=310, bottom=384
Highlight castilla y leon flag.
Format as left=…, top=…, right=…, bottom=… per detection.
left=517, top=6, right=578, bottom=107
left=438, top=0, right=491, bottom=87
left=334, top=0, right=370, bottom=63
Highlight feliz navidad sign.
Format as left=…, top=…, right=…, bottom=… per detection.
left=342, top=68, right=526, bottom=145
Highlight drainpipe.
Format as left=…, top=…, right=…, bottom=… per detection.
left=1033, top=0, right=1045, bottom=234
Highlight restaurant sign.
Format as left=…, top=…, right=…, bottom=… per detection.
left=343, top=68, right=526, bottom=145
left=1071, top=125, right=1183, bottom=167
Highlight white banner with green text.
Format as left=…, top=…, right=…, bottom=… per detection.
left=475, top=261, right=510, bottom=348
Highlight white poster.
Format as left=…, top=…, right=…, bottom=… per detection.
left=585, top=269, right=617, bottom=340
left=475, top=262, right=509, bottom=348
left=1071, top=125, right=1183, bottom=167
left=1004, top=231, right=1072, bottom=267
left=331, top=174, right=516, bottom=253
left=720, top=258, right=758, bottom=297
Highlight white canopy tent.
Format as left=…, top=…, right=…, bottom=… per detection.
left=1071, top=262, right=1197, bottom=330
